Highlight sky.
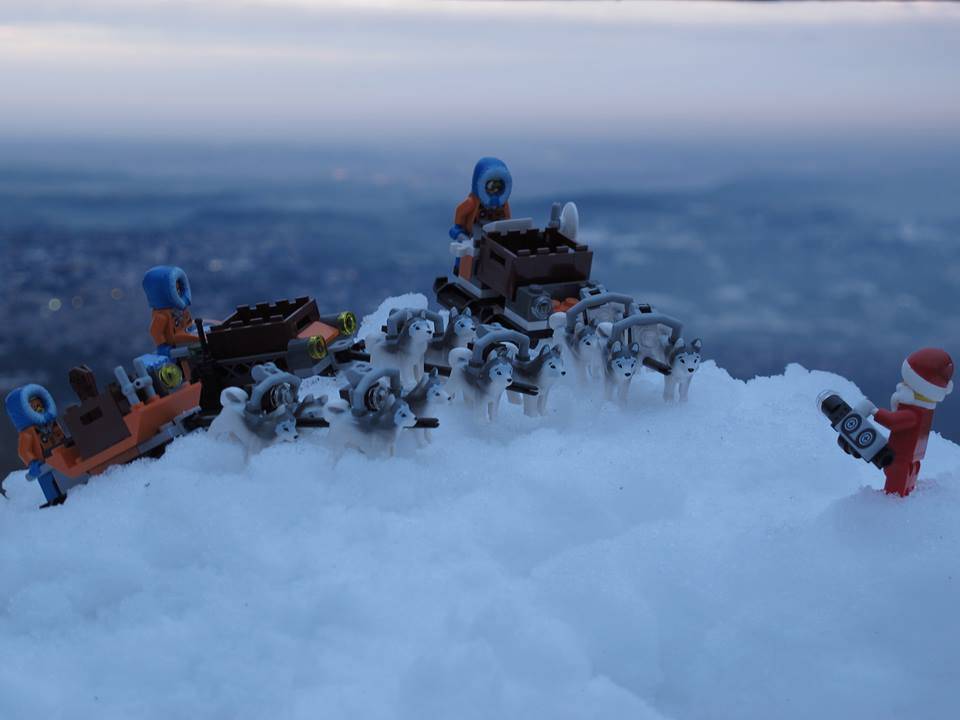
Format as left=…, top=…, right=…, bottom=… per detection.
left=1, top=1, right=959, bottom=145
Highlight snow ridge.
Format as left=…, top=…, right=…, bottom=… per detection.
left=2, top=306, right=959, bottom=718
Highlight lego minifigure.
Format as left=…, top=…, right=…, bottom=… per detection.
left=871, top=347, right=954, bottom=496
left=142, top=265, right=198, bottom=355
left=5, top=384, right=68, bottom=507
left=449, top=157, right=512, bottom=277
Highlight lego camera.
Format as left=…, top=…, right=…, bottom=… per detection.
left=819, top=392, right=895, bottom=469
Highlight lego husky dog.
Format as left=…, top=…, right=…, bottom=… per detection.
left=507, top=344, right=566, bottom=416
left=447, top=346, right=514, bottom=422
left=432, top=307, right=477, bottom=352
left=662, top=338, right=703, bottom=403
left=603, top=340, right=641, bottom=407
left=322, top=393, right=417, bottom=457
left=366, top=309, right=437, bottom=386
left=402, top=369, right=453, bottom=446
left=550, top=314, right=605, bottom=383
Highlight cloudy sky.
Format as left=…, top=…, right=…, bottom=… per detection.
left=1, top=1, right=959, bottom=145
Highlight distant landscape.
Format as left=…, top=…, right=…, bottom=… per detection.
left=2, top=140, right=958, bottom=472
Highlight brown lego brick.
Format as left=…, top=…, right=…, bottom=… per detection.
left=476, top=227, right=592, bottom=300
left=62, top=392, right=132, bottom=459
left=205, top=297, right=321, bottom=358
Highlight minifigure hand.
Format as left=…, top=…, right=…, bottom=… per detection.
left=448, top=224, right=466, bottom=240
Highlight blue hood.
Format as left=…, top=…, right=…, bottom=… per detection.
left=5, top=384, right=57, bottom=431
left=143, top=266, right=192, bottom=310
left=471, top=157, right=512, bottom=209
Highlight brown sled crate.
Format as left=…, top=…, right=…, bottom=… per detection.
left=475, top=227, right=593, bottom=300
left=206, top=297, right=321, bottom=358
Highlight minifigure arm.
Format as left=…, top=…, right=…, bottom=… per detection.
left=150, top=311, right=173, bottom=346
left=173, top=329, right=199, bottom=344
left=17, top=429, right=42, bottom=466
left=172, top=312, right=199, bottom=345
left=873, top=408, right=917, bottom=432
left=451, top=195, right=479, bottom=237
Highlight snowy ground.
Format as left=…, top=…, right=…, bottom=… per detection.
left=2, top=301, right=959, bottom=719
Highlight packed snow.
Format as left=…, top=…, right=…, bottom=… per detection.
left=2, top=296, right=959, bottom=720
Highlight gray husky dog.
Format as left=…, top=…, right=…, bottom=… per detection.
left=507, top=344, right=566, bottom=417
left=366, top=309, right=438, bottom=386
left=402, top=369, right=453, bottom=445
left=662, top=338, right=703, bottom=403
left=603, top=339, right=641, bottom=406
left=550, top=314, right=605, bottom=383
left=448, top=346, right=514, bottom=422
left=432, top=307, right=477, bottom=352
left=323, top=392, right=418, bottom=457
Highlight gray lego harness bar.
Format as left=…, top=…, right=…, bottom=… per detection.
left=245, top=366, right=301, bottom=416
left=606, top=313, right=683, bottom=349
left=563, top=293, right=639, bottom=335
left=350, top=368, right=403, bottom=414
left=470, top=329, right=531, bottom=366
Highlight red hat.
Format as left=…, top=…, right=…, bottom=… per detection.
left=901, top=348, right=954, bottom=402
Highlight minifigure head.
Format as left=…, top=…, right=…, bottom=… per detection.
left=901, top=348, right=954, bottom=404
left=471, top=157, right=512, bottom=209
left=5, top=384, right=57, bottom=431
left=142, top=265, right=192, bottom=311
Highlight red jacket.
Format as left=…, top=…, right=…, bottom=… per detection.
left=873, top=402, right=935, bottom=496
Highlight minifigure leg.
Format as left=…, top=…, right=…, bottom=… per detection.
left=37, top=472, right=65, bottom=504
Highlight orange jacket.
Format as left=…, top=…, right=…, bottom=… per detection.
left=17, top=424, right=65, bottom=466
left=454, top=195, right=511, bottom=236
left=150, top=308, right=198, bottom=347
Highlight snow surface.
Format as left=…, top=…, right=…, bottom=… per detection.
left=3, top=297, right=960, bottom=719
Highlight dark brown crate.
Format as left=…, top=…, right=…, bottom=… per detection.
left=476, top=227, right=593, bottom=300
left=206, top=296, right=320, bottom=358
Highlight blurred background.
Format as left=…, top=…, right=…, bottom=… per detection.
left=2, top=1, right=959, bottom=471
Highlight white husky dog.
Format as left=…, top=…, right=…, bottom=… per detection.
left=662, top=338, right=703, bottom=403
left=323, top=393, right=417, bottom=457
left=550, top=313, right=605, bottom=383
left=402, top=369, right=453, bottom=446
left=366, top=309, right=436, bottom=386
left=448, top=346, right=514, bottom=422
left=507, top=344, right=567, bottom=417
left=603, top=339, right=641, bottom=407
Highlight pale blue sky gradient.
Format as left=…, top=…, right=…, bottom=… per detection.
left=2, top=1, right=958, bottom=144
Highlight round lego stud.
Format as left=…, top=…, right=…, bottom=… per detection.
left=338, top=311, right=358, bottom=336
left=157, top=363, right=184, bottom=390
left=307, top=335, right=328, bottom=361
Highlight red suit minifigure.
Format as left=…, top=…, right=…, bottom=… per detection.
left=872, top=348, right=954, bottom=496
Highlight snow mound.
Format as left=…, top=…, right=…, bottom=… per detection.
left=357, top=292, right=430, bottom=340
left=3, top=362, right=960, bottom=719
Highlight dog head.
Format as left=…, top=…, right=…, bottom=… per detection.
left=483, top=348, right=514, bottom=390
left=669, top=338, right=703, bottom=375
left=608, top=340, right=640, bottom=381
left=538, top=344, right=567, bottom=380
left=451, top=308, right=477, bottom=343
